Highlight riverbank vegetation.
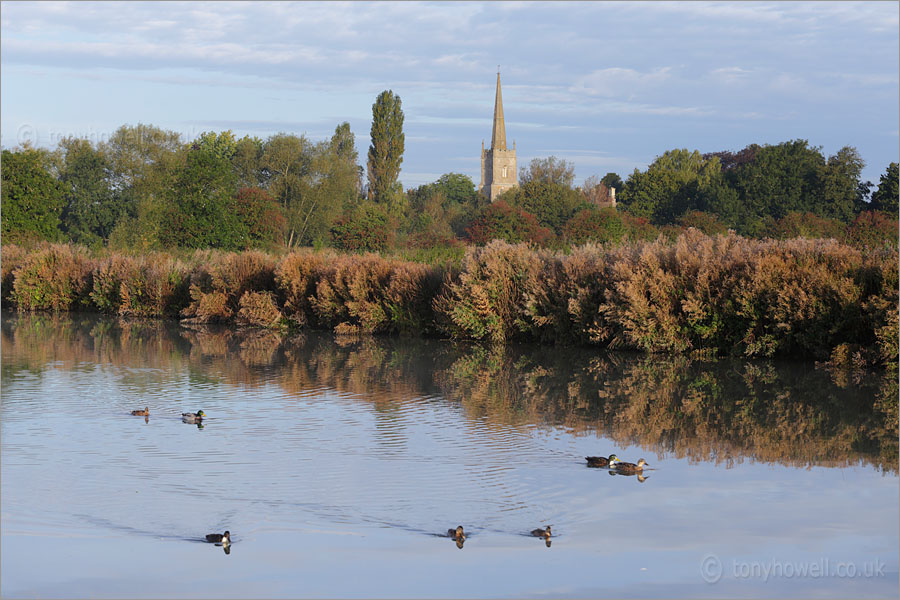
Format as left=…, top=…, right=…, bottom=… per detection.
left=2, top=229, right=896, bottom=368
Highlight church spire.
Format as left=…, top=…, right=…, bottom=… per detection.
left=491, top=70, right=507, bottom=151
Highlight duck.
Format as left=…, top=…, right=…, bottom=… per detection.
left=131, top=407, right=149, bottom=416
left=614, top=458, right=649, bottom=474
left=585, top=454, right=619, bottom=468
left=205, top=531, right=230, bottom=545
left=182, top=410, right=206, bottom=423
left=447, top=525, right=465, bottom=542
left=531, top=525, right=551, bottom=539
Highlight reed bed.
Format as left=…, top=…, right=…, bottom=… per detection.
left=2, top=230, right=897, bottom=365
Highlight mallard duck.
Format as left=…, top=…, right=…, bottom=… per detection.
left=531, top=525, right=551, bottom=539
left=182, top=410, right=206, bottom=423
left=131, top=407, right=149, bottom=416
left=614, top=458, right=649, bottom=474
left=585, top=454, right=618, bottom=467
left=447, top=525, right=465, bottom=541
left=205, top=531, right=230, bottom=544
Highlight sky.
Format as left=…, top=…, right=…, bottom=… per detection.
left=1, top=1, right=898, bottom=189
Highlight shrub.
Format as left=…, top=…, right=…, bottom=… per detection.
left=310, top=253, right=442, bottom=335
left=677, top=210, right=729, bottom=236
left=237, top=291, right=283, bottom=328
left=330, top=203, right=393, bottom=252
left=1, top=244, right=29, bottom=307
left=182, top=250, right=277, bottom=323
left=844, top=211, right=899, bottom=249
left=434, top=240, right=548, bottom=342
left=275, top=250, right=334, bottom=327
left=620, top=212, right=658, bottom=241
left=765, top=211, right=844, bottom=240
left=90, top=254, right=136, bottom=313
left=118, top=253, right=191, bottom=317
left=11, top=244, right=93, bottom=311
left=563, top=208, right=625, bottom=245
left=465, top=201, right=552, bottom=246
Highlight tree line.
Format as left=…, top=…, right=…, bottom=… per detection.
left=2, top=88, right=897, bottom=254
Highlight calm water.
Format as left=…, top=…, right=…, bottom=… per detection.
left=1, top=311, right=897, bottom=598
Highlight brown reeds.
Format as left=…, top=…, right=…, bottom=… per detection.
left=1, top=231, right=897, bottom=366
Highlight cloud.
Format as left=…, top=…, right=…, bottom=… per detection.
left=572, top=67, right=673, bottom=99
left=709, top=66, right=755, bottom=85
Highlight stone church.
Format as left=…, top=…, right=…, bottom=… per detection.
left=479, top=72, right=517, bottom=201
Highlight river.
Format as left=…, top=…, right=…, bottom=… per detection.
left=1, top=311, right=897, bottom=598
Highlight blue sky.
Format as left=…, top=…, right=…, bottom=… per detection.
left=1, top=1, right=898, bottom=188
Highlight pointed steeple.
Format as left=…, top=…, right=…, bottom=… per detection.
left=491, top=70, right=507, bottom=151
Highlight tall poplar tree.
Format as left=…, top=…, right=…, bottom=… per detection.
left=367, top=90, right=405, bottom=205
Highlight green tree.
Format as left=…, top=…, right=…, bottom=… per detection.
left=102, top=123, right=182, bottom=200
left=600, top=172, right=624, bottom=193
left=56, top=137, right=122, bottom=246
left=1, top=147, right=65, bottom=242
left=261, top=132, right=315, bottom=245
left=821, top=146, right=865, bottom=222
left=104, top=124, right=184, bottom=250
left=300, top=123, right=363, bottom=245
left=367, top=90, right=405, bottom=207
left=618, top=149, right=721, bottom=224
left=232, top=135, right=265, bottom=188
left=499, top=179, right=587, bottom=234
left=195, top=130, right=238, bottom=160
left=234, top=187, right=286, bottom=248
left=519, top=156, right=575, bottom=187
left=726, top=140, right=826, bottom=233
left=871, top=162, right=899, bottom=215
left=260, top=125, right=361, bottom=247
left=158, top=143, right=246, bottom=249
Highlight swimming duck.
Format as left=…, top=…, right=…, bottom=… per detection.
left=447, top=525, right=465, bottom=541
left=182, top=410, right=206, bottom=423
left=531, top=525, right=551, bottom=539
left=614, top=458, right=649, bottom=474
left=131, top=407, right=149, bottom=416
left=585, top=454, right=619, bottom=468
left=205, top=531, right=230, bottom=544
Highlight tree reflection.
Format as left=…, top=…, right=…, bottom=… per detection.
left=2, top=311, right=896, bottom=473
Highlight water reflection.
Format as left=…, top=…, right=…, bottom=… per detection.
left=2, top=311, right=895, bottom=473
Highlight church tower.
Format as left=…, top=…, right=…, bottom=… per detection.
left=479, top=71, right=517, bottom=201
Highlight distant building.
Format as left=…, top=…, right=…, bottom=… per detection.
left=479, top=72, right=517, bottom=201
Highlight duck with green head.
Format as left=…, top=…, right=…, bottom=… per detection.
left=585, top=454, right=619, bottom=468
left=182, top=410, right=206, bottom=423
left=614, top=458, right=649, bottom=474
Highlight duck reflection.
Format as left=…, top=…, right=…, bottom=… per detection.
left=608, top=469, right=650, bottom=483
